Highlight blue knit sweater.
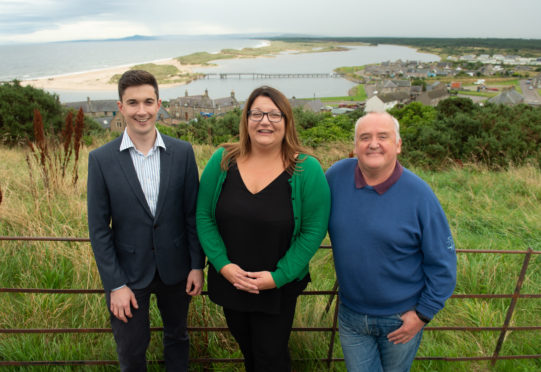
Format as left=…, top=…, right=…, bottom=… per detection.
left=326, top=158, right=456, bottom=319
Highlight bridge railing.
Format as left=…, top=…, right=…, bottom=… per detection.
left=203, top=72, right=339, bottom=79
left=0, top=236, right=540, bottom=369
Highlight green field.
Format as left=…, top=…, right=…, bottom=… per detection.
left=1, top=140, right=540, bottom=371
left=316, top=85, right=367, bottom=103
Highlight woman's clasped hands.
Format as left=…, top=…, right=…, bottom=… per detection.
left=220, top=263, right=277, bottom=294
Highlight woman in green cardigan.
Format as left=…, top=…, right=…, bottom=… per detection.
left=196, top=86, right=330, bottom=372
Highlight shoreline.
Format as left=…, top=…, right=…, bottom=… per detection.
left=18, top=41, right=360, bottom=92
left=20, top=58, right=198, bottom=91
left=18, top=42, right=442, bottom=92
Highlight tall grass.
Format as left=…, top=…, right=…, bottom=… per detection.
left=1, top=141, right=540, bottom=371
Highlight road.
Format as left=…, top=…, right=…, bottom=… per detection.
left=520, top=79, right=541, bottom=105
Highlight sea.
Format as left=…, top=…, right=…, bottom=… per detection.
left=0, top=36, right=440, bottom=102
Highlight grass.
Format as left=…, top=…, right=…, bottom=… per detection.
left=455, top=90, right=497, bottom=98
left=420, top=76, right=524, bottom=90
left=454, top=78, right=525, bottom=98
left=1, top=139, right=540, bottom=371
left=423, top=46, right=541, bottom=59
left=334, top=65, right=367, bottom=81
left=108, top=63, right=203, bottom=86
left=318, top=85, right=366, bottom=103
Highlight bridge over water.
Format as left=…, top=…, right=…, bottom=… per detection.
left=203, top=72, right=339, bottom=79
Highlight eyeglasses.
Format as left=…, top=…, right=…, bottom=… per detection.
left=248, top=110, right=284, bottom=123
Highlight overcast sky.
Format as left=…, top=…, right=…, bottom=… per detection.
left=1, top=0, right=540, bottom=44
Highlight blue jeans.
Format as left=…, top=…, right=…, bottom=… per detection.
left=338, top=304, right=423, bottom=372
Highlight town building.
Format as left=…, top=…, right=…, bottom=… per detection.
left=63, top=97, right=171, bottom=131
left=168, top=90, right=239, bottom=121
left=487, top=87, right=525, bottom=105
left=289, top=98, right=325, bottom=112
left=364, top=96, right=385, bottom=113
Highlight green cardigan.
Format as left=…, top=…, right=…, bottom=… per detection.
left=196, top=147, right=331, bottom=288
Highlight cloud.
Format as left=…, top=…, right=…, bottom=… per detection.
left=3, top=21, right=151, bottom=43
left=1, top=0, right=541, bottom=43
left=0, top=0, right=133, bottom=41
left=154, top=21, right=237, bottom=36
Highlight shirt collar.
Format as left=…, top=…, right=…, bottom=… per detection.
left=354, top=160, right=403, bottom=195
left=120, top=128, right=166, bottom=152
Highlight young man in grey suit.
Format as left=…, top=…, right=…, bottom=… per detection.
left=87, top=70, right=205, bottom=371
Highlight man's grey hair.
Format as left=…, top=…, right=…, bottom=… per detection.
left=354, top=112, right=401, bottom=144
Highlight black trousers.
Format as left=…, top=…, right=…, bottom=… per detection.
left=223, top=293, right=300, bottom=372
left=106, top=272, right=191, bottom=372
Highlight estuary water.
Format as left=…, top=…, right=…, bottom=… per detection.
left=0, top=36, right=439, bottom=102
left=0, top=36, right=263, bottom=81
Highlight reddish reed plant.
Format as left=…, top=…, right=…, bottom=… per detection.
left=26, top=107, right=85, bottom=192
left=32, top=109, right=47, bottom=166
left=61, top=111, right=73, bottom=178
left=72, top=108, right=85, bottom=185
left=29, top=108, right=51, bottom=189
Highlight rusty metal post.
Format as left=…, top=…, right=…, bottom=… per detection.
left=323, top=280, right=339, bottom=316
left=326, top=296, right=340, bottom=370
left=491, top=248, right=533, bottom=366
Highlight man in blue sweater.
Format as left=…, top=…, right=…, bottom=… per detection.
left=326, top=112, right=456, bottom=372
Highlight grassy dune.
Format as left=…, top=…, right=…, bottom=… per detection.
left=109, top=63, right=204, bottom=86
left=176, top=41, right=352, bottom=66
left=0, top=140, right=540, bottom=371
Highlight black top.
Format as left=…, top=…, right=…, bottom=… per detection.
left=209, top=164, right=308, bottom=314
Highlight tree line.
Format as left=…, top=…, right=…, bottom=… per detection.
left=271, top=37, right=541, bottom=52
left=2, top=82, right=540, bottom=170
left=164, top=99, right=541, bottom=169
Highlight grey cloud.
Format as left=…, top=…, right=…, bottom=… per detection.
left=0, top=0, right=132, bottom=33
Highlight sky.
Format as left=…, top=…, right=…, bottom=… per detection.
left=1, top=0, right=540, bottom=44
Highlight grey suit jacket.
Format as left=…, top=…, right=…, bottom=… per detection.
left=87, top=134, right=205, bottom=292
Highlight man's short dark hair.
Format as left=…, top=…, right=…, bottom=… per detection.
left=118, top=70, right=159, bottom=101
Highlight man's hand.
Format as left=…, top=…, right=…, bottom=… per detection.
left=387, top=310, right=426, bottom=344
left=244, top=271, right=276, bottom=291
left=186, top=269, right=204, bottom=296
left=110, top=286, right=138, bottom=323
left=220, top=263, right=259, bottom=294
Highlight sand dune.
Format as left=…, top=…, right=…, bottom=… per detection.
left=21, top=59, right=195, bottom=91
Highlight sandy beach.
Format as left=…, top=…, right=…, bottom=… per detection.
left=20, top=59, right=195, bottom=91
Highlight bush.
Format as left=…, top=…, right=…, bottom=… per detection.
left=394, top=99, right=541, bottom=169
left=0, top=81, right=103, bottom=146
left=0, top=81, right=64, bottom=145
left=299, top=115, right=355, bottom=146
left=153, top=100, right=541, bottom=170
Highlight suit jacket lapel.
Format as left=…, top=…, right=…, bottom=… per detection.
left=154, top=145, right=172, bottom=221
left=117, top=148, right=154, bottom=218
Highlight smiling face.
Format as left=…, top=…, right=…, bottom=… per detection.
left=247, top=95, right=285, bottom=151
left=355, top=113, right=402, bottom=178
left=117, top=84, right=161, bottom=140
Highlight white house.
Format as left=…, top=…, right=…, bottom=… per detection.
left=364, top=96, right=385, bottom=113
